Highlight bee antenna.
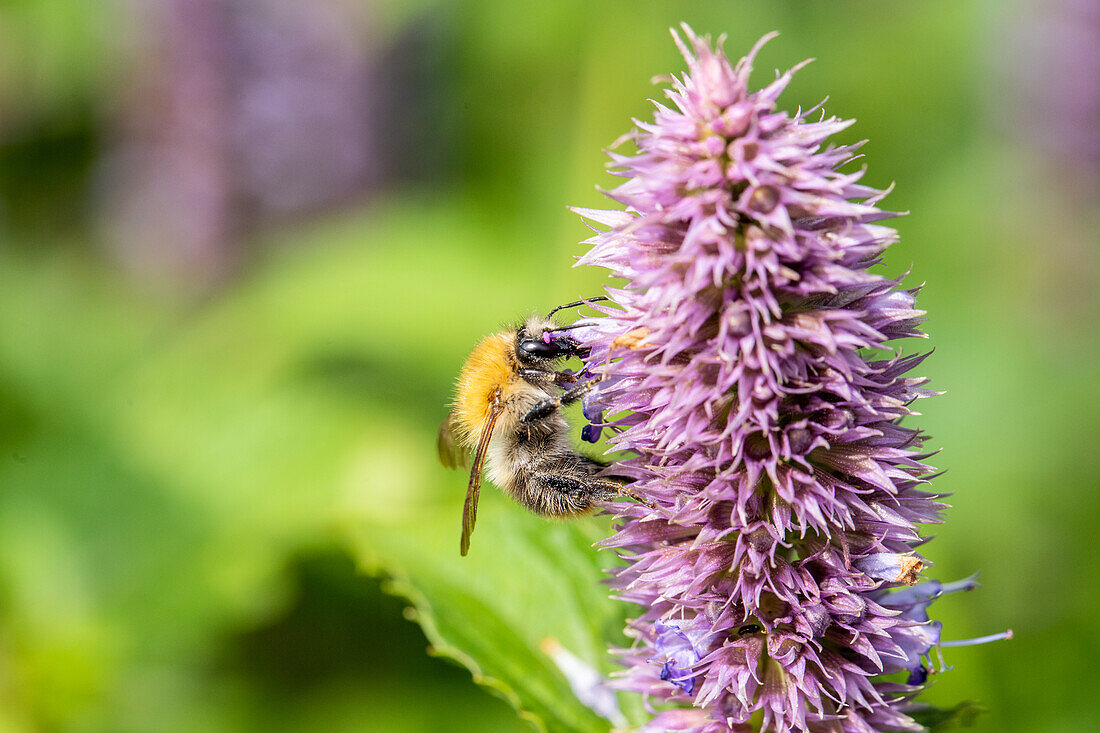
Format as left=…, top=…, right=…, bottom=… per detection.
left=547, top=296, right=609, bottom=319
left=545, top=322, right=595, bottom=333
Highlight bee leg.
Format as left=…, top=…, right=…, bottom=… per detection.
left=531, top=473, right=617, bottom=514
left=614, top=484, right=656, bottom=509
left=553, top=369, right=581, bottom=388
left=575, top=456, right=655, bottom=509
left=557, top=375, right=603, bottom=406
left=519, top=368, right=582, bottom=389
left=521, top=378, right=602, bottom=424
left=539, top=474, right=605, bottom=498
left=535, top=473, right=655, bottom=515
left=518, top=368, right=554, bottom=384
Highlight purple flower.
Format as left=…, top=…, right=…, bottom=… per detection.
left=581, top=392, right=606, bottom=443
left=572, top=26, right=1008, bottom=731
left=650, top=618, right=721, bottom=695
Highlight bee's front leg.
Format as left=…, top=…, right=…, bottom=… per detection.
left=518, top=368, right=554, bottom=384
left=553, top=369, right=582, bottom=388
left=519, top=367, right=582, bottom=389
left=520, top=378, right=601, bottom=424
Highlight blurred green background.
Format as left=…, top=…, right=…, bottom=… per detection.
left=0, top=0, right=1096, bottom=731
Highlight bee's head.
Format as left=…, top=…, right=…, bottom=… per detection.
left=515, top=314, right=584, bottom=366
left=514, top=298, right=608, bottom=367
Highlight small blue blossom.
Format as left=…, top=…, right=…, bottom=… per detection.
left=580, top=393, right=605, bottom=443
left=650, top=619, right=718, bottom=696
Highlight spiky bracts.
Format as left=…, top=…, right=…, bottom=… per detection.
left=570, top=27, right=974, bottom=732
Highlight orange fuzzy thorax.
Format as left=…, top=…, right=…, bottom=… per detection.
left=453, top=330, right=516, bottom=447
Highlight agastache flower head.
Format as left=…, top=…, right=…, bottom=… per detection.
left=570, top=26, right=1009, bottom=731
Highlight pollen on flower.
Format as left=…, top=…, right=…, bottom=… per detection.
left=571, top=23, right=1008, bottom=732
left=611, top=327, right=652, bottom=350
left=897, top=556, right=925, bottom=585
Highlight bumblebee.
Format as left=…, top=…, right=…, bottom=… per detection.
left=438, top=299, right=630, bottom=555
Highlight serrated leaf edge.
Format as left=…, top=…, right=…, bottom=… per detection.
left=352, top=539, right=550, bottom=733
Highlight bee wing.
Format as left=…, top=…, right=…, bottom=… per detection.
left=437, top=409, right=469, bottom=469
left=460, top=402, right=503, bottom=556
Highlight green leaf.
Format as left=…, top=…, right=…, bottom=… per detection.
left=349, top=509, right=626, bottom=733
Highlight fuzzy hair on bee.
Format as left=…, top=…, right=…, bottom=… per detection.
left=438, top=299, right=636, bottom=555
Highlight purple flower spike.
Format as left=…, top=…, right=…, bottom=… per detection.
left=573, top=26, right=1008, bottom=731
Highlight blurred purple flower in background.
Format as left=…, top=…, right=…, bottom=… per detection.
left=573, top=27, right=1009, bottom=731
left=98, top=0, right=379, bottom=283
left=993, top=0, right=1099, bottom=334
left=1001, top=0, right=1100, bottom=196
left=96, top=0, right=451, bottom=286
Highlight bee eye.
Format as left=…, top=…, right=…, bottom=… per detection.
left=518, top=338, right=558, bottom=359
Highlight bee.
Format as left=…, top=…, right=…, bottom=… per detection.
left=438, top=298, right=633, bottom=555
